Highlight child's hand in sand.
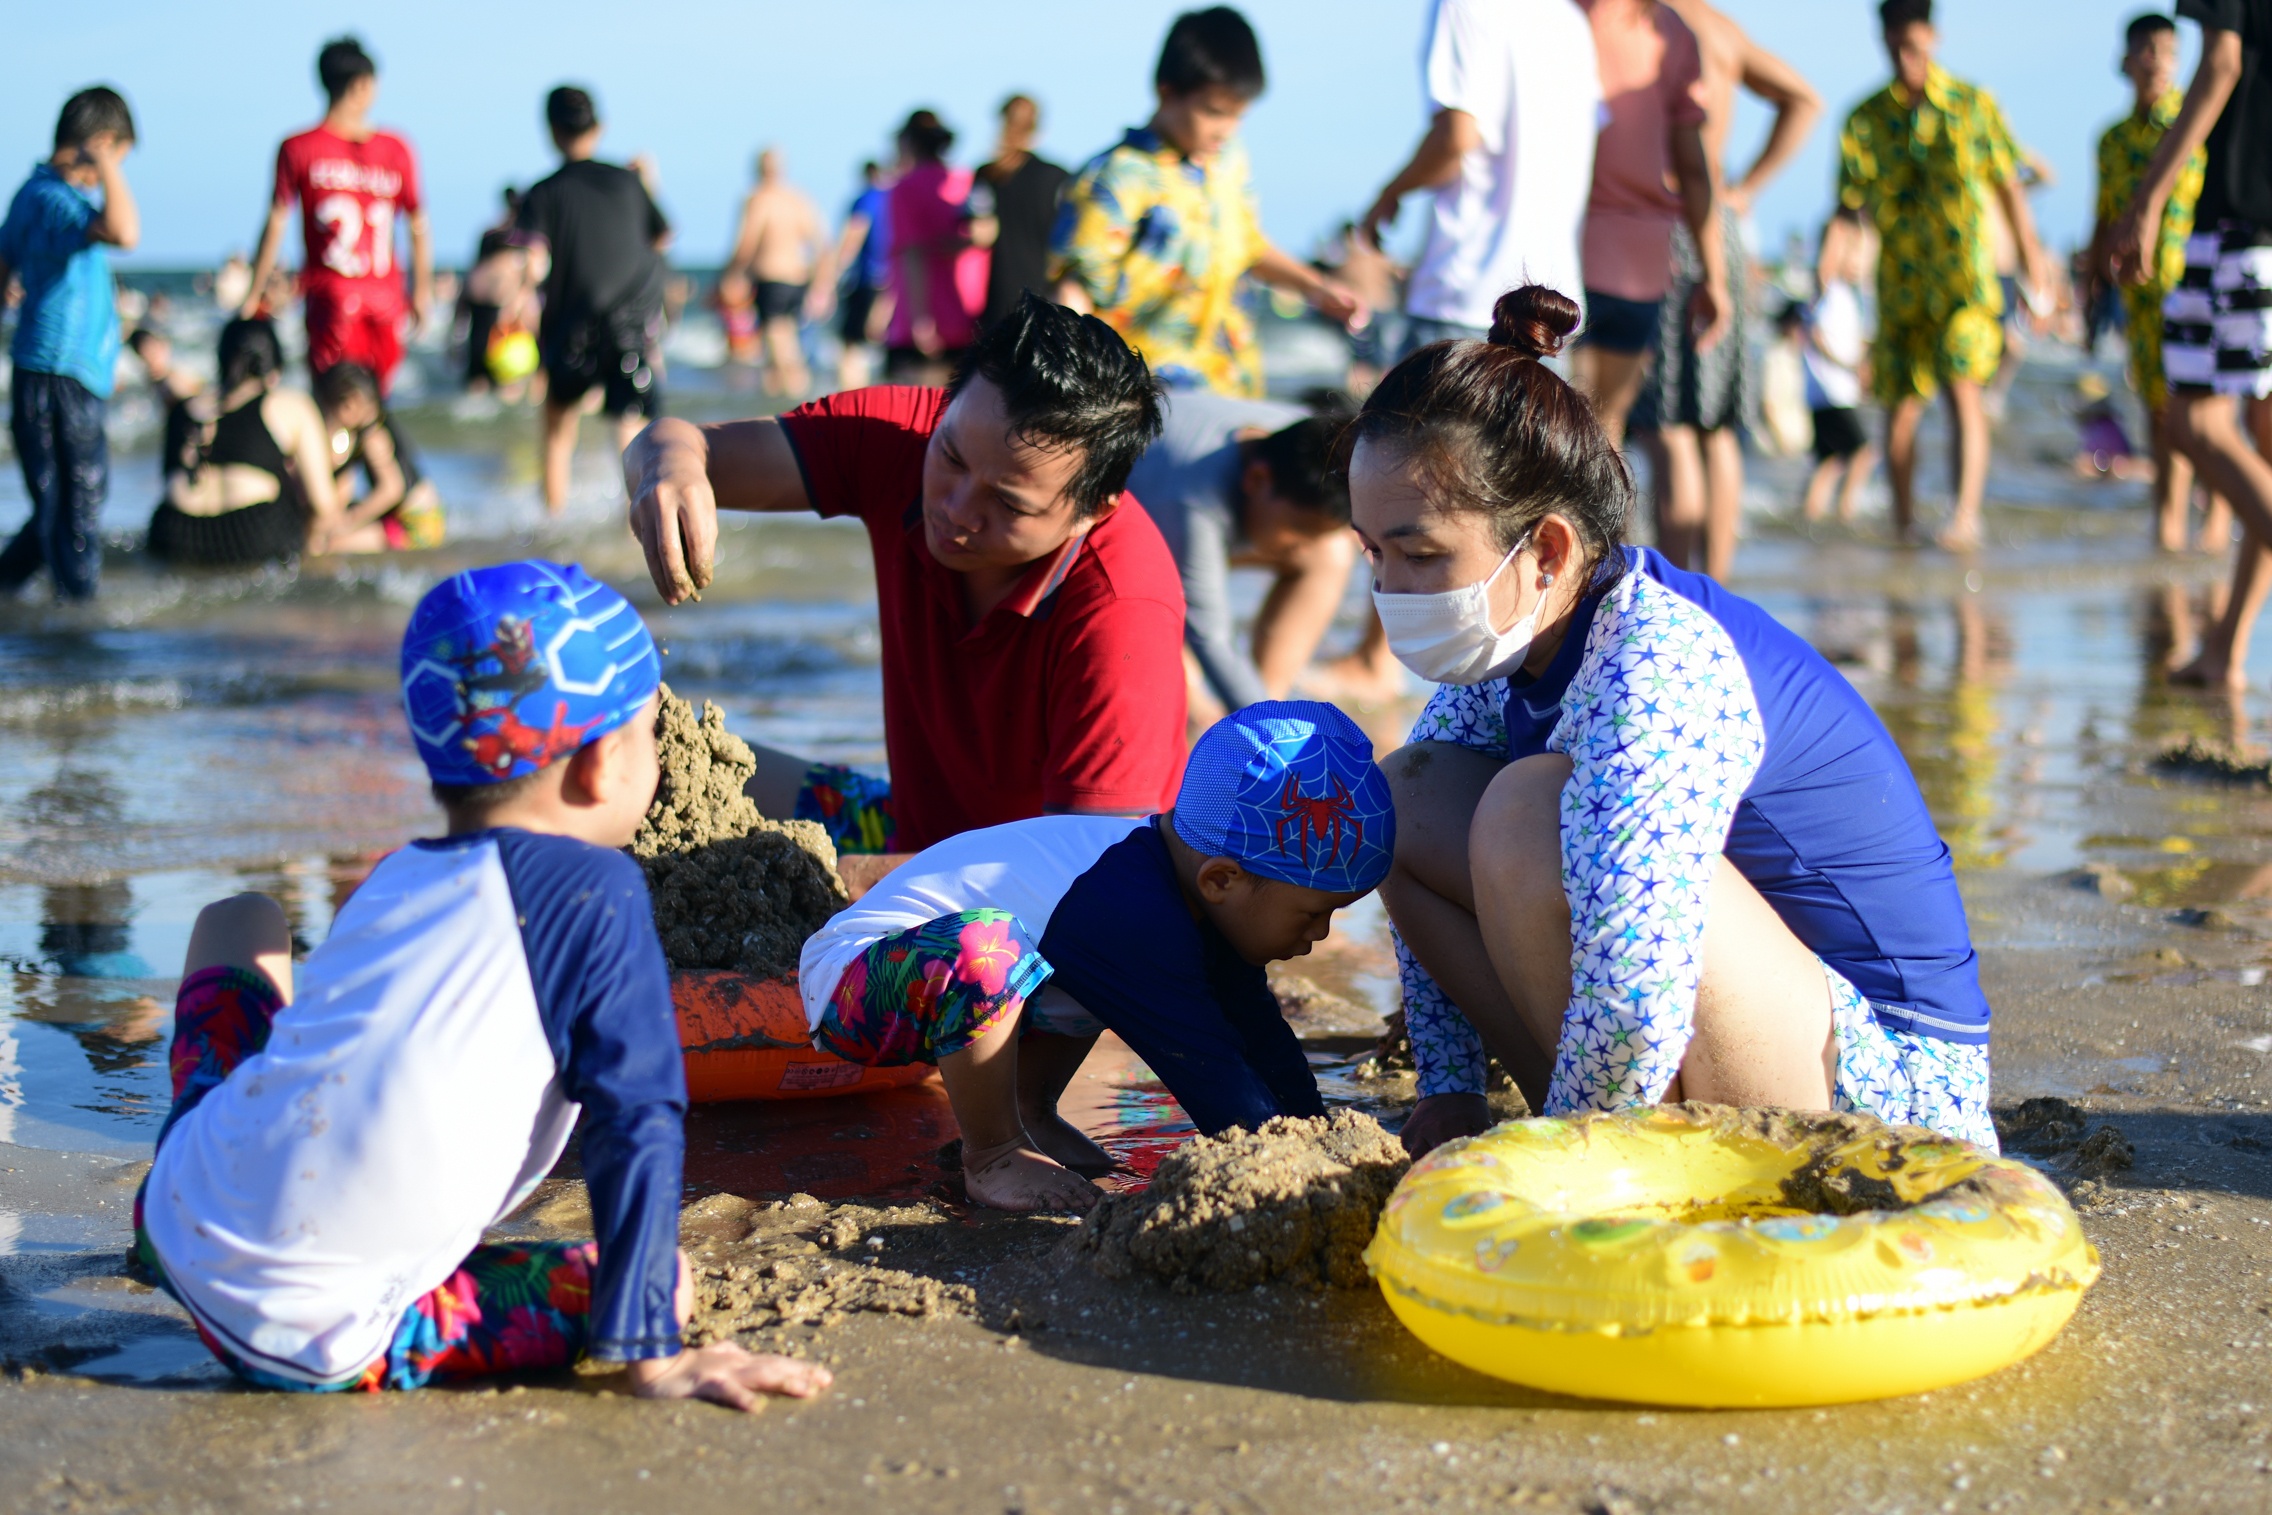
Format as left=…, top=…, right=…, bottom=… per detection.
left=963, top=1136, right=1101, bottom=1213
left=626, top=1344, right=833, bottom=1412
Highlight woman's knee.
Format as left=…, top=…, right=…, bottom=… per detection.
left=1468, top=754, right=1571, bottom=904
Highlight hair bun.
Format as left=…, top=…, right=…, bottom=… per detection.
left=1486, top=285, right=1582, bottom=360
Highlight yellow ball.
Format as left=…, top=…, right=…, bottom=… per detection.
left=486, top=329, right=540, bottom=385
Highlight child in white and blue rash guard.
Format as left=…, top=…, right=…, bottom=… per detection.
left=134, top=561, right=828, bottom=1409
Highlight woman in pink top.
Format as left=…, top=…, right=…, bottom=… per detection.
left=885, top=109, right=990, bottom=383
left=1574, top=0, right=1727, bottom=445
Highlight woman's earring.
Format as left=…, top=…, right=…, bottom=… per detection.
left=1540, top=570, right=1556, bottom=587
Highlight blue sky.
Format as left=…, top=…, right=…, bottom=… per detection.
left=1, top=1, right=2202, bottom=270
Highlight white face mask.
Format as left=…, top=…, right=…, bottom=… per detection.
left=1371, top=535, right=1540, bottom=686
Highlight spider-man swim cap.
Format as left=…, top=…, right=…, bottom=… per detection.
left=1172, top=700, right=1395, bottom=894
left=400, top=560, right=661, bottom=787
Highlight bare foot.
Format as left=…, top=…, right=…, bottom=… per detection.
left=1021, top=1110, right=1116, bottom=1176
left=961, top=1139, right=1101, bottom=1213
left=1936, top=518, right=1983, bottom=553
left=2169, top=653, right=2247, bottom=690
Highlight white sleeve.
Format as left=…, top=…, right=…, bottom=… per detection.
left=1423, top=0, right=1505, bottom=153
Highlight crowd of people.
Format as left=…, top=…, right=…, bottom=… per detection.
left=5, top=0, right=2272, bottom=1416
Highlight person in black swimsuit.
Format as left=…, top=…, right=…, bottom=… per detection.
left=147, top=319, right=343, bottom=568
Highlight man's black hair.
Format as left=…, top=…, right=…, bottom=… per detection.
left=948, top=292, right=1165, bottom=520
left=54, top=87, right=135, bottom=151
left=1251, top=413, right=1353, bottom=523
left=126, top=326, right=165, bottom=355
left=314, top=361, right=381, bottom=414
left=547, top=85, right=600, bottom=141
left=2125, top=11, right=2176, bottom=51
left=1155, top=7, right=1267, bottom=100
left=317, top=37, right=376, bottom=103
left=1878, top=0, right=1932, bottom=31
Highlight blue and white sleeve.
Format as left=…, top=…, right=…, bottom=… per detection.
left=1544, top=580, right=1765, bottom=1112
left=1395, top=680, right=1506, bottom=1099
left=498, top=833, right=689, bottom=1363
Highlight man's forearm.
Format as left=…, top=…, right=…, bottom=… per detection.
left=410, top=214, right=432, bottom=298
left=245, top=208, right=287, bottom=309
left=92, top=160, right=138, bottom=250
left=2137, top=29, right=2241, bottom=217
left=1382, top=113, right=1467, bottom=201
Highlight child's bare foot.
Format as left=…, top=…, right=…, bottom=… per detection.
left=1022, top=1110, right=1116, bottom=1176
left=961, top=1138, right=1100, bottom=1212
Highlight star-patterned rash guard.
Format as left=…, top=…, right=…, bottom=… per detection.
left=1397, top=548, right=1989, bottom=1113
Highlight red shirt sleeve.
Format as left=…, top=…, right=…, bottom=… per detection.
left=391, top=133, right=422, bottom=214
left=1040, top=543, right=1189, bottom=815
left=776, top=385, right=943, bottom=525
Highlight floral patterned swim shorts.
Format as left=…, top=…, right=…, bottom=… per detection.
left=813, top=909, right=1052, bottom=1066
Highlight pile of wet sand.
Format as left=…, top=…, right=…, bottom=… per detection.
left=2153, top=736, right=2272, bottom=787
left=1995, top=1095, right=2136, bottom=1178
left=681, top=1192, right=978, bottom=1342
left=1079, top=1110, right=1410, bottom=1291
left=631, top=686, right=849, bottom=978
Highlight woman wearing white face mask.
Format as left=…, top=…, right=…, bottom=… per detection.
left=1353, top=285, right=1995, bottom=1160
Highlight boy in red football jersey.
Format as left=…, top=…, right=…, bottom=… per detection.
left=243, top=36, right=430, bottom=393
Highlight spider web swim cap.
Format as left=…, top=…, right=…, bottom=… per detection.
left=400, top=560, right=661, bottom=787
left=1171, top=700, right=1395, bottom=894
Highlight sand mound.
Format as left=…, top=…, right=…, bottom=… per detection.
left=681, top=1193, right=977, bottom=1339
left=2153, top=737, right=2272, bottom=787
left=631, top=685, right=849, bottom=978
left=1078, top=1110, right=1410, bottom=1291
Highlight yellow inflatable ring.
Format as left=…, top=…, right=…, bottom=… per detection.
left=1364, top=1105, right=2099, bottom=1407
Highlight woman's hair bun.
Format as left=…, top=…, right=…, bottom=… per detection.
left=1486, top=285, right=1582, bottom=360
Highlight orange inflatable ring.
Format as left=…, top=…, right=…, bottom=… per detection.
left=673, top=970, right=934, bottom=1102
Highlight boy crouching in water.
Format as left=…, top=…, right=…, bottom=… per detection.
left=799, top=700, right=1394, bottom=1211
left=133, top=560, right=829, bottom=1409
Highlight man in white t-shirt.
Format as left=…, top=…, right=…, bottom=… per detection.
left=1363, top=0, right=1602, bottom=353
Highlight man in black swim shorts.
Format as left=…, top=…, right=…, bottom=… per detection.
left=516, top=85, right=670, bottom=515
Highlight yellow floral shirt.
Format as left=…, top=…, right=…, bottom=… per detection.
left=1837, top=65, right=2022, bottom=329
left=1050, top=128, right=1266, bottom=397
left=2096, top=89, right=2204, bottom=293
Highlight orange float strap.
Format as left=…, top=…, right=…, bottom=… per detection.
left=672, top=969, right=934, bottom=1102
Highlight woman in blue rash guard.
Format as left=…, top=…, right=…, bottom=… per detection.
left=1350, top=285, right=1994, bottom=1160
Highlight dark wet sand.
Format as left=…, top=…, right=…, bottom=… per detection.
left=8, top=497, right=2272, bottom=1511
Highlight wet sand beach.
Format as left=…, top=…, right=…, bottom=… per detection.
left=5, top=361, right=2272, bottom=1512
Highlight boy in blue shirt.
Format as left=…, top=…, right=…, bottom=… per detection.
left=134, top=561, right=829, bottom=1411
left=0, top=88, right=140, bottom=601
left=800, top=700, right=1395, bottom=1211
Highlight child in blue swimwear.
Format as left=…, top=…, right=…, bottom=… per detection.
left=799, top=699, right=1396, bottom=1212
left=134, top=560, right=829, bottom=1410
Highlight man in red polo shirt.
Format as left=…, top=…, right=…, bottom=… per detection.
left=242, top=36, right=431, bottom=392
left=622, top=293, right=1184, bottom=852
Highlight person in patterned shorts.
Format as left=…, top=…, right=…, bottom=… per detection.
left=2091, top=11, right=2214, bottom=553
left=1835, top=0, right=2055, bottom=550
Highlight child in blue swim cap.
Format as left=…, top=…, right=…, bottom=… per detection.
left=133, top=561, right=831, bottom=1412
left=798, top=699, right=1396, bottom=1212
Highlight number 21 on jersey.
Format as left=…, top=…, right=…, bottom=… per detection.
left=314, top=194, right=394, bottom=279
